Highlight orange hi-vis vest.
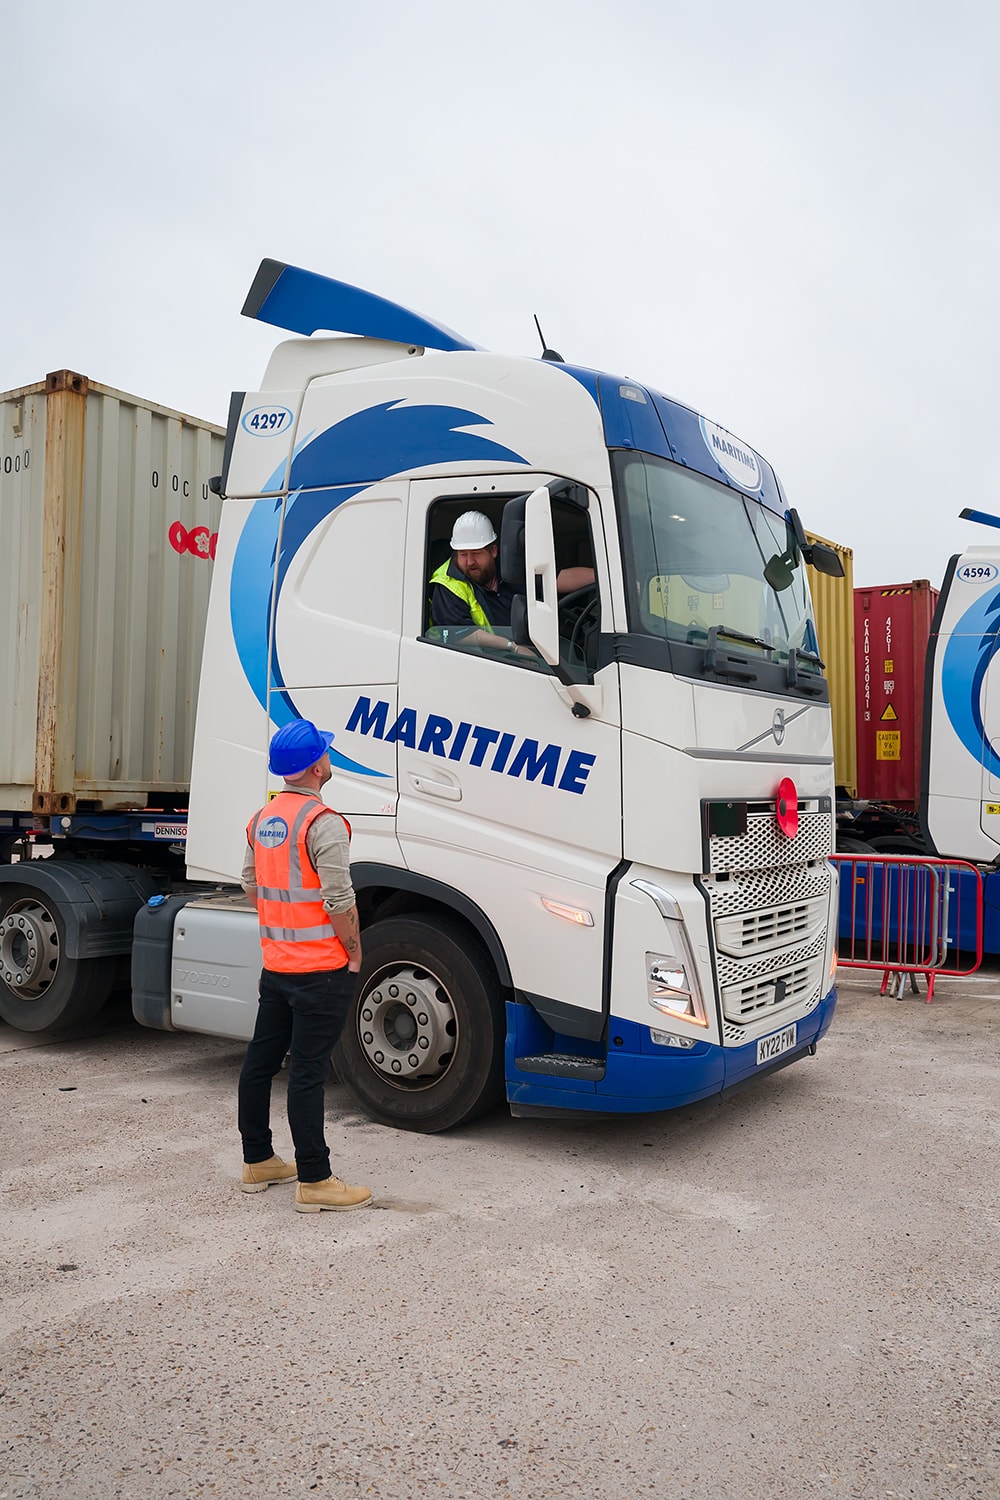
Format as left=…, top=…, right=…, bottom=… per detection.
left=247, top=791, right=352, bottom=973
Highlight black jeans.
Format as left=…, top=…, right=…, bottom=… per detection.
left=238, top=966, right=356, bottom=1183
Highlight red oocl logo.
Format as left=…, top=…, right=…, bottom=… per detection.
left=169, top=521, right=217, bottom=560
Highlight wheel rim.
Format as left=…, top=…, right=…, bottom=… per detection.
left=356, top=963, right=458, bottom=1091
left=0, top=898, right=60, bottom=999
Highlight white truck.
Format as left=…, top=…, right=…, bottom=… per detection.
left=1, top=262, right=843, bottom=1131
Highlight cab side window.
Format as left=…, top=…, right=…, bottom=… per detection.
left=423, top=492, right=599, bottom=681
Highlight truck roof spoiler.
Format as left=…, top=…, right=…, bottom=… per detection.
left=241, top=259, right=481, bottom=353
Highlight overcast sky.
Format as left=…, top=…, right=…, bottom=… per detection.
left=4, top=0, right=998, bottom=588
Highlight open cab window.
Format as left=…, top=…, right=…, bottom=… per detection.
left=422, top=489, right=600, bottom=682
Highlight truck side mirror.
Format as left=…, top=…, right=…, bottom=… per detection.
left=784, top=508, right=845, bottom=578
left=764, top=551, right=796, bottom=592
left=809, top=543, right=845, bottom=578
left=499, top=495, right=527, bottom=593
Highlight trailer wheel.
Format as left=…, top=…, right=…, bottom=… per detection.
left=334, top=914, right=506, bottom=1133
left=0, top=885, right=114, bottom=1031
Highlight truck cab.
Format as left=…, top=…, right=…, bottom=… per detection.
left=153, top=261, right=840, bottom=1129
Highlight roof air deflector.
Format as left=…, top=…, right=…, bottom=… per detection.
left=241, top=259, right=480, bottom=353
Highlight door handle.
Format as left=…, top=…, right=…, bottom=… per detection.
left=409, top=772, right=462, bottom=802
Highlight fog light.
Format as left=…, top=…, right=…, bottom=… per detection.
left=650, top=1028, right=697, bottom=1049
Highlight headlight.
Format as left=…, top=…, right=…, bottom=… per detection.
left=646, top=952, right=708, bottom=1026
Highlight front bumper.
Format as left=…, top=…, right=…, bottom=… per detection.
left=505, top=986, right=837, bottom=1116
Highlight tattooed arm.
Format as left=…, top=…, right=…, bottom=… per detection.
left=329, top=905, right=363, bottom=973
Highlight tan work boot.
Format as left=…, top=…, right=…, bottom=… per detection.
left=294, top=1175, right=373, bottom=1212
left=241, top=1155, right=298, bottom=1193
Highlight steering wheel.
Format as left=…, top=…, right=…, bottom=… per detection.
left=559, top=583, right=599, bottom=662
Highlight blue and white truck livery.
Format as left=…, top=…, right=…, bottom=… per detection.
left=6, top=262, right=845, bottom=1131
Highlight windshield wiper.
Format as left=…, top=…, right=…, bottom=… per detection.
left=786, top=646, right=826, bottom=695
left=703, top=625, right=773, bottom=683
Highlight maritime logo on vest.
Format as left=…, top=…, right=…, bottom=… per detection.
left=256, top=815, right=289, bottom=847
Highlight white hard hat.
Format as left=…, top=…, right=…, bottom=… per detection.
left=450, top=510, right=497, bottom=550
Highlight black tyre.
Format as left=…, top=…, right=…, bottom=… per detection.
left=836, top=836, right=878, bottom=854
left=868, top=836, right=927, bottom=854
left=334, top=914, right=506, bottom=1133
left=0, top=884, right=114, bottom=1031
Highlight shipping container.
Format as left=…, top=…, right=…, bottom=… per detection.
left=853, top=580, right=938, bottom=807
left=806, top=531, right=856, bottom=797
left=0, top=371, right=224, bottom=815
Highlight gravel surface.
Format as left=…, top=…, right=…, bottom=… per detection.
left=1, top=971, right=998, bottom=1500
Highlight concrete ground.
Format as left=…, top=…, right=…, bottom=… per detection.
left=1, top=969, right=998, bottom=1500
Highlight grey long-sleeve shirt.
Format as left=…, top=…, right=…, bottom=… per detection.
left=242, top=785, right=356, bottom=914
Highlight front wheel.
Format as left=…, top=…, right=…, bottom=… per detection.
left=0, top=884, right=114, bottom=1031
left=334, top=914, right=506, bottom=1133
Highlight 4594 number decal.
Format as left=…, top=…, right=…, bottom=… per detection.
left=241, top=405, right=293, bottom=436
left=956, top=563, right=999, bottom=584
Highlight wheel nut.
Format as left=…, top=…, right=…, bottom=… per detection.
left=418, top=1014, right=428, bottom=1025
left=374, top=1050, right=384, bottom=1064
left=408, top=1055, right=419, bottom=1068
left=391, top=1059, right=401, bottom=1072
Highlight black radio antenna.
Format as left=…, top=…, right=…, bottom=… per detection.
left=533, top=314, right=565, bottom=363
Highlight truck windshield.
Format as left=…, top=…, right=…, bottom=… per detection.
left=613, top=450, right=820, bottom=669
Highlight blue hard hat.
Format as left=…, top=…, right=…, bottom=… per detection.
left=268, top=720, right=335, bottom=777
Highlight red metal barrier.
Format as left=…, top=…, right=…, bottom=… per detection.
left=832, top=853, right=984, bottom=1001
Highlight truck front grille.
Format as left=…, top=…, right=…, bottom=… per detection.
left=700, top=859, right=833, bottom=1033
left=706, top=807, right=834, bottom=874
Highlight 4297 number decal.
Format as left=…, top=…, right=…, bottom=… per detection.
left=241, top=405, right=293, bottom=435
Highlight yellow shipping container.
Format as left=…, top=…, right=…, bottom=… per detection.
left=806, top=532, right=856, bottom=798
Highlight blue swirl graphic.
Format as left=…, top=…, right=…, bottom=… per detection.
left=230, top=401, right=527, bottom=776
left=941, top=580, right=1000, bottom=779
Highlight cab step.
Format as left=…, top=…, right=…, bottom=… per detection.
left=514, top=1053, right=606, bottom=1080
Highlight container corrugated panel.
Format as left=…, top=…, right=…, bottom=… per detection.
left=806, top=531, right=856, bottom=798
left=0, top=372, right=224, bottom=814
left=854, top=580, right=938, bottom=808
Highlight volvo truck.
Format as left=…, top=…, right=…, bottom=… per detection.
left=0, top=262, right=843, bottom=1131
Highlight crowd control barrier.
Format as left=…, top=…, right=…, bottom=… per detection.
left=833, top=854, right=984, bottom=1001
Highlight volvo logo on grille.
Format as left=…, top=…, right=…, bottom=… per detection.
left=772, top=709, right=786, bottom=745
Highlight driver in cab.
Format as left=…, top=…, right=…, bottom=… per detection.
left=429, top=510, right=594, bottom=659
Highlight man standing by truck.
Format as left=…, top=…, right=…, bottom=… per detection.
left=238, top=720, right=373, bottom=1212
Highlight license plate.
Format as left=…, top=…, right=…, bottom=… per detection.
left=757, top=1022, right=797, bottom=1066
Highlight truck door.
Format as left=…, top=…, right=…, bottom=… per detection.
left=394, top=475, right=622, bottom=1025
